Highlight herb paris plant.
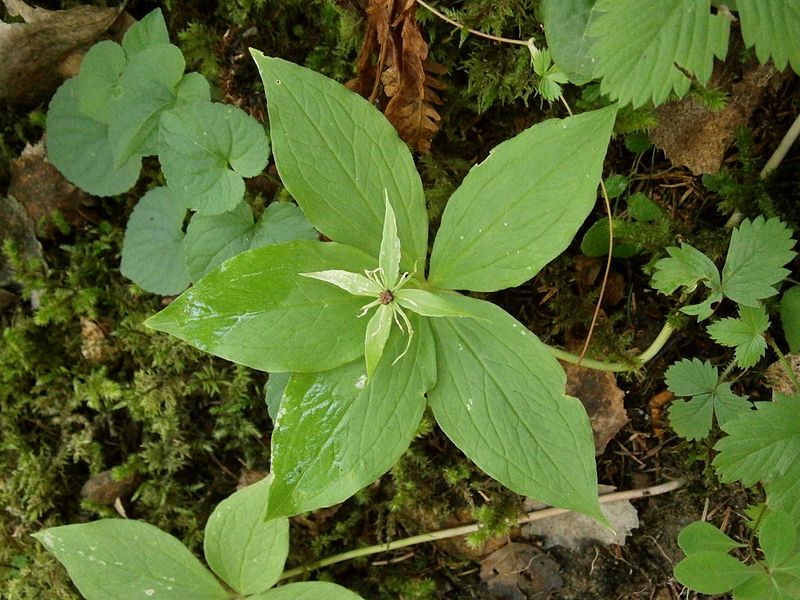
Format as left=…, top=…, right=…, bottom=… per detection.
left=146, top=53, right=617, bottom=523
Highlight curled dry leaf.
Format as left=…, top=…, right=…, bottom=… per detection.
left=651, top=59, right=779, bottom=175
left=479, top=542, right=564, bottom=600
left=0, top=0, right=120, bottom=107
left=562, top=362, right=628, bottom=455
left=80, top=317, right=115, bottom=364
left=765, top=354, right=800, bottom=397
left=9, top=140, right=96, bottom=238
left=348, top=0, right=446, bottom=153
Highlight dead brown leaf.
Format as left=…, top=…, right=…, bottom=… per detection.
left=348, top=0, right=446, bottom=152
left=648, top=390, right=674, bottom=439
left=81, top=469, right=138, bottom=505
left=0, top=0, right=121, bottom=107
left=562, top=363, right=628, bottom=455
left=652, top=60, right=780, bottom=174
left=479, top=542, right=564, bottom=600
left=80, top=316, right=115, bottom=364
left=765, top=354, right=800, bottom=397
left=9, top=140, right=96, bottom=237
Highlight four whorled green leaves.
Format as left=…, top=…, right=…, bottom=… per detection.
left=148, top=53, right=617, bottom=524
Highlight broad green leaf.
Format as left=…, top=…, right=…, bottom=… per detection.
left=665, top=358, right=751, bottom=440
left=532, top=49, right=569, bottom=101
left=267, top=317, right=436, bottom=518
left=254, top=582, right=364, bottom=599
left=396, top=288, right=482, bottom=319
left=145, top=240, right=376, bottom=373
left=109, top=44, right=185, bottom=164
left=250, top=51, right=427, bottom=271
left=673, top=551, right=755, bottom=595
left=46, top=78, right=141, bottom=196
left=733, top=573, right=793, bottom=600
left=651, top=243, right=721, bottom=319
left=721, top=217, right=796, bottom=307
left=678, top=521, right=744, bottom=554
left=204, top=477, right=288, bottom=595
left=428, top=105, right=616, bottom=292
left=589, top=0, right=730, bottom=107
left=265, top=372, right=290, bottom=420
left=427, top=295, right=602, bottom=520
left=77, top=41, right=126, bottom=123
left=159, top=102, right=270, bottom=215
left=364, top=304, right=393, bottom=377
left=736, top=0, right=800, bottom=74
left=541, top=0, right=599, bottom=84
left=780, top=287, right=800, bottom=353
left=121, top=8, right=170, bottom=59
left=184, top=202, right=254, bottom=282
left=765, top=459, right=800, bottom=522
left=175, top=72, right=212, bottom=105
left=121, top=187, right=190, bottom=295
left=759, top=511, right=797, bottom=569
left=580, top=217, right=639, bottom=258
left=33, top=520, right=229, bottom=600
left=603, top=174, right=629, bottom=199
left=627, top=193, right=663, bottom=222
left=707, top=305, right=769, bottom=368
left=713, top=398, right=800, bottom=486
left=251, top=202, right=317, bottom=247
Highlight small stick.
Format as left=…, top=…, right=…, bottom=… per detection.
left=414, top=0, right=531, bottom=47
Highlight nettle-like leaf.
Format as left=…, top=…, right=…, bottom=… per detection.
left=427, top=294, right=603, bottom=521
left=736, top=0, right=800, bottom=74
left=651, top=244, right=722, bottom=319
left=121, top=187, right=190, bottom=295
left=428, top=104, right=617, bottom=292
left=666, top=358, right=751, bottom=441
left=46, top=78, right=141, bottom=197
left=159, top=102, right=270, bottom=215
left=714, top=395, right=800, bottom=513
left=33, top=520, right=230, bottom=600
left=707, top=305, right=769, bottom=369
left=121, top=7, right=170, bottom=59
left=674, top=512, right=800, bottom=599
left=589, top=0, right=730, bottom=107
left=652, top=217, right=796, bottom=319
left=109, top=43, right=186, bottom=164
left=77, top=40, right=126, bottom=124
left=267, top=316, right=436, bottom=518
left=720, top=216, right=796, bottom=307
left=204, top=477, right=288, bottom=595
left=251, top=51, right=428, bottom=272
left=541, top=0, right=599, bottom=85
left=532, top=49, right=570, bottom=101
left=780, top=286, right=800, bottom=353
left=146, top=240, right=375, bottom=373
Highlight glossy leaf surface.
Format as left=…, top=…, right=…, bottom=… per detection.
left=267, top=317, right=435, bottom=518
left=204, top=477, right=288, bottom=595
left=427, top=295, right=602, bottom=520
left=428, top=105, right=616, bottom=292
left=146, top=240, right=375, bottom=373
left=251, top=52, right=427, bottom=271
left=33, top=520, right=229, bottom=600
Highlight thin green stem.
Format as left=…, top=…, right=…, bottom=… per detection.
left=277, top=479, right=686, bottom=581
left=546, top=321, right=674, bottom=372
left=768, top=337, right=799, bottom=393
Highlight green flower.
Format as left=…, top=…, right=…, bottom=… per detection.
left=302, top=192, right=476, bottom=377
